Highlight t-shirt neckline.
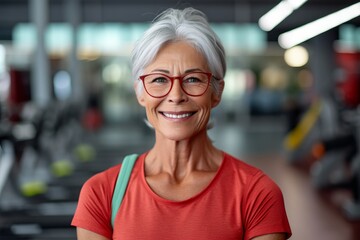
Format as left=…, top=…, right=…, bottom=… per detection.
left=139, top=151, right=227, bottom=205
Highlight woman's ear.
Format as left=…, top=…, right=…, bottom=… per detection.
left=211, top=79, right=225, bottom=108
left=134, top=82, right=146, bottom=107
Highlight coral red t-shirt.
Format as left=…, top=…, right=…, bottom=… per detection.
left=71, top=152, right=291, bottom=239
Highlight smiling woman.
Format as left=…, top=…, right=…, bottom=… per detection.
left=135, top=41, right=221, bottom=141
left=71, top=7, right=292, bottom=240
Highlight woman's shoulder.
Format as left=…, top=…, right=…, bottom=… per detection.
left=222, top=152, right=282, bottom=196
left=223, top=152, right=263, bottom=177
left=82, top=152, right=144, bottom=191
left=82, top=164, right=121, bottom=192
left=222, top=152, right=280, bottom=187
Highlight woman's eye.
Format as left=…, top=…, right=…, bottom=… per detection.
left=184, top=77, right=201, bottom=83
left=152, top=77, right=168, bottom=83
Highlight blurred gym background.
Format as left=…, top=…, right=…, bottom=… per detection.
left=0, top=0, right=359, bottom=239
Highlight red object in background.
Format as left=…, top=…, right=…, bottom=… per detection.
left=7, top=69, right=31, bottom=122
left=8, top=69, right=31, bottom=105
left=82, top=108, right=103, bottom=131
left=337, top=73, right=360, bottom=108
left=335, top=51, right=360, bottom=108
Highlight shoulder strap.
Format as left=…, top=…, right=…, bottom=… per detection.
left=111, top=154, right=138, bottom=228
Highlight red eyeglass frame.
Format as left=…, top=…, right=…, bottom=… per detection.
left=139, top=71, right=213, bottom=98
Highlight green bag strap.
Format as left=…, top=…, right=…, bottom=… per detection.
left=111, top=154, right=138, bottom=228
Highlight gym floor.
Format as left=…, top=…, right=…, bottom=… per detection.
left=209, top=115, right=360, bottom=240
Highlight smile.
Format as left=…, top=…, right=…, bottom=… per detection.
left=161, top=112, right=195, bottom=119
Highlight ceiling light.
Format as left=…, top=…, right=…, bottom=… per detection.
left=259, top=0, right=308, bottom=31
left=279, top=2, right=360, bottom=49
left=284, top=46, right=309, bottom=67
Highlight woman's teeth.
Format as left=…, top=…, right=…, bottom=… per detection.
left=163, top=113, right=192, bottom=119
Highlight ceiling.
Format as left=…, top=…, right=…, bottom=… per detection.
left=0, top=0, right=359, bottom=41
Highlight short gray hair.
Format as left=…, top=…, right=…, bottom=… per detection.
left=131, top=7, right=226, bottom=95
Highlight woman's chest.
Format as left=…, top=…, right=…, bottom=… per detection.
left=113, top=178, right=244, bottom=240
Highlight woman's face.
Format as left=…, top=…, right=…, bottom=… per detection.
left=136, top=41, right=223, bottom=141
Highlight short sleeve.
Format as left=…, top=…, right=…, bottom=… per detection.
left=243, top=172, right=292, bottom=240
left=71, top=168, right=118, bottom=239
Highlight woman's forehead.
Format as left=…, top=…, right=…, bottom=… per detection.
left=145, top=42, right=209, bottom=71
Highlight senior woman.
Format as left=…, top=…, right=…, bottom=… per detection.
left=71, top=7, right=292, bottom=240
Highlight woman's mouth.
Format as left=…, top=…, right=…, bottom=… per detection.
left=160, top=112, right=195, bottom=119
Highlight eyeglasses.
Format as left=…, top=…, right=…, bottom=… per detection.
left=139, top=71, right=213, bottom=98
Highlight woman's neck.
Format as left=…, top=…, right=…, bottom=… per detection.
left=145, top=131, right=222, bottom=181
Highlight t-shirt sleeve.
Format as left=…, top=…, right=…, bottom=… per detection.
left=71, top=169, right=117, bottom=239
left=243, top=171, right=292, bottom=240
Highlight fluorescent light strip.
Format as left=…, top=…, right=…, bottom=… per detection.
left=279, top=2, right=360, bottom=49
left=259, top=0, right=308, bottom=31
left=288, top=0, right=309, bottom=9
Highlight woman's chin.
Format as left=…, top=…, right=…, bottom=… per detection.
left=158, top=127, right=205, bottom=142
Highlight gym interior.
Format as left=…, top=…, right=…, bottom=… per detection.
left=0, top=0, right=360, bottom=239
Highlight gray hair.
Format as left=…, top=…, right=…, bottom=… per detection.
left=131, top=7, right=226, bottom=96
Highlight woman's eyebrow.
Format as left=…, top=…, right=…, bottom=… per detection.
left=150, top=69, right=170, bottom=73
left=150, top=68, right=205, bottom=74
left=185, top=68, right=204, bottom=73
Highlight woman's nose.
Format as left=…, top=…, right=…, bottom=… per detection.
left=167, top=79, right=187, bottom=103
